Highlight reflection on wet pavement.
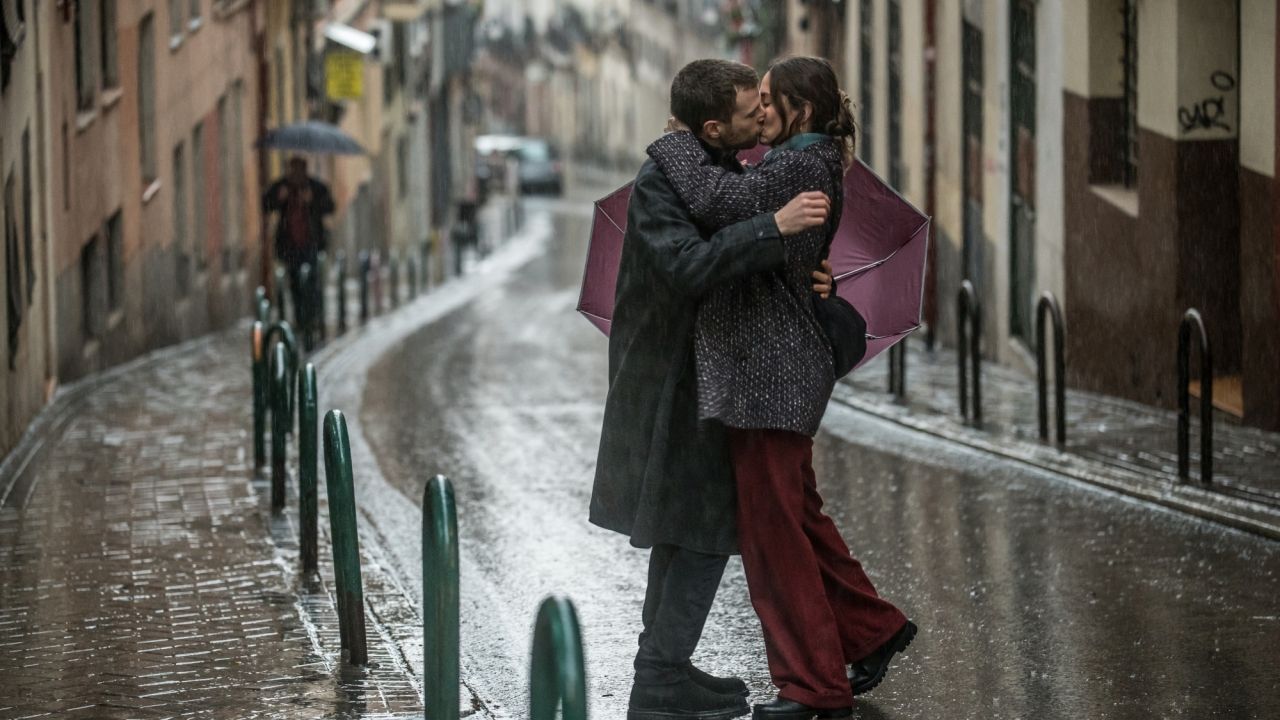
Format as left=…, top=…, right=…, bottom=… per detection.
left=359, top=197, right=1280, bottom=718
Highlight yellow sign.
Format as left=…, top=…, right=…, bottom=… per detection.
left=325, top=51, right=364, bottom=101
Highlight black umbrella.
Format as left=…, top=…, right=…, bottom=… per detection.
left=256, top=121, right=366, bottom=155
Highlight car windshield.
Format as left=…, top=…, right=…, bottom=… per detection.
left=518, top=141, right=553, bottom=163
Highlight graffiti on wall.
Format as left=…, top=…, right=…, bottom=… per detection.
left=1178, top=71, right=1236, bottom=134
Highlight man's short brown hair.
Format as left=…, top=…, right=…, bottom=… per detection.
left=670, top=59, right=759, bottom=131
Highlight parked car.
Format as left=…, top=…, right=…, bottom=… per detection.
left=473, top=134, right=524, bottom=199
left=515, top=138, right=564, bottom=196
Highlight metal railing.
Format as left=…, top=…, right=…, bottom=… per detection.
left=1177, top=309, right=1214, bottom=485
left=1036, top=292, right=1066, bottom=445
left=956, top=280, right=983, bottom=427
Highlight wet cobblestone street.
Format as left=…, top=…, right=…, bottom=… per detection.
left=0, top=332, right=421, bottom=719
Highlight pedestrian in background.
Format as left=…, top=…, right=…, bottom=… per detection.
left=262, top=156, right=334, bottom=351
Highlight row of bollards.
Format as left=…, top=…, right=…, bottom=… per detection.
left=892, top=280, right=1214, bottom=488
left=264, top=249, right=429, bottom=352
left=249, top=298, right=587, bottom=716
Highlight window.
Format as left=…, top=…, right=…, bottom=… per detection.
left=99, top=0, right=117, bottom=88
left=20, top=127, right=32, bottom=306
left=80, top=234, right=103, bottom=341
left=1121, top=0, right=1138, bottom=188
left=168, top=0, right=183, bottom=45
left=217, top=94, right=231, bottom=272
left=173, top=142, right=190, bottom=296
left=138, top=13, right=157, bottom=183
left=105, top=211, right=123, bottom=312
left=230, top=80, right=244, bottom=269
left=858, top=0, right=873, bottom=165
left=75, top=0, right=98, bottom=111
left=191, top=122, right=206, bottom=272
left=188, top=0, right=201, bottom=28
left=5, top=170, right=20, bottom=367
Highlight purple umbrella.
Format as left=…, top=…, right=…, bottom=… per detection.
left=577, top=150, right=929, bottom=370
left=577, top=184, right=630, bottom=335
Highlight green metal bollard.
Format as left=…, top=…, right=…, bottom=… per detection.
left=530, top=596, right=587, bottom=720
left=323, top=410, right=369, bottom=666
left=317, top=251, right=328, bottom=342
left=298, top=364, right=319, bottom=574
left=273, top=266, right=288, bottom=322
left=251, top=321, right=267, bottom=470
left=264, top=321, right=299, bottom=431
left=258, top=297, right=271, bottom=327
left=423, top=475, right=460, bottom=720
left=299, top=263, right=313, bottom=351
left=337, top=251, right=348, bottom=335
left=270, top=343, right=289, bottom=513
left=255, top=286, right=269, bottom=322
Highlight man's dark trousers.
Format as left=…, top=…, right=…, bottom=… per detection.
left=634, top=544, right=729, bottom=684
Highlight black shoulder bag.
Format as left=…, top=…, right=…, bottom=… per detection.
left=811, top=196, right=867, bottom=379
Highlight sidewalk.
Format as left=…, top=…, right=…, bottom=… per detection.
left=0, top=327, right=423, bottom=719
left=833, top=340, right=1280, bottom=539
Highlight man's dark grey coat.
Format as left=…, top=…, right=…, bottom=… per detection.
left=590, top=156, right=786, bottom=556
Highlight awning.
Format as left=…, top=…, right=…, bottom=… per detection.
left=323, top=23, right=377, bottom=55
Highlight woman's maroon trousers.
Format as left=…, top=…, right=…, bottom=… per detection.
left=728, top=428, right=908, bottom=708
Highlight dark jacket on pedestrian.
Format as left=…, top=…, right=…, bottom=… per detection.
left=262, top=177, right=335, bottom=265
left=590, top=152, right=787, bottom=556
left=646, top=132, right=844, bottom=437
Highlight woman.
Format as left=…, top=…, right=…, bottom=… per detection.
left=646, top=56, right=915, bottom=718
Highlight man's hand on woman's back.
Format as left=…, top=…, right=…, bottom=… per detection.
left=774, top=191, right=830, bottom=236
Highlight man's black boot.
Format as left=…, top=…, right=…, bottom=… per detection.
left=751, top=697, right=852, bottom=720
left=628, top=677, right=750, bottom=720
left=848, top=619, right=917, bottom=696
left=684, top=662, right=749, bottom=697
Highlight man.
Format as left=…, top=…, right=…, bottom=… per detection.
left=591, top=59, right=833, bottom=720
left=262, top=157, right=335, bottom=350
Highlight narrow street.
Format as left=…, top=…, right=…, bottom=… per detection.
left=350, top=190, right=1280, bottom=719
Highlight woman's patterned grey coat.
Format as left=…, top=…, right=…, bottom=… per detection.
left=647, top=132, right=845, bottom=437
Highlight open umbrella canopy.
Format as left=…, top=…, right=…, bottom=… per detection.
left=577, top=147, right=929, bottom=371
left=256, top=121, right=366, bottom=155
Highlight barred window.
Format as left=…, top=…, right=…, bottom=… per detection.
left=138, top=13, right=157, bottom=182
left=100, top=0, right=117, bottom=88
left=173, top=142, right=190, bottom=296
left=192, top=122, right=207, bottom=272
left=1121, top=0, right=1138, bottom=188
left=75, top=0, right=99, bottom=111
left=105, top=211, right=123, bottom=312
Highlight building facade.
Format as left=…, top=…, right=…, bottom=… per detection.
left=776, top=0, right=1279, bottom=431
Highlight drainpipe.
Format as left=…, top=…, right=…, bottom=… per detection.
left=923, top=0, right=938, bottom=349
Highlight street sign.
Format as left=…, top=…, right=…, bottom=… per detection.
left=325, top=50, right=364, bottom=101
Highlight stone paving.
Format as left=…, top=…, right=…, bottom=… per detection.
left=837, top=340, right=1280, bottom=538
left=0, top=329, right=423, bottom=719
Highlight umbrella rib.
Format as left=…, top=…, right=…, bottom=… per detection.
left=834, top=220, right=930, bottom=281
left=865, top=324, right=920, bottom=341
left=595, top=205, right=626, bottom=236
